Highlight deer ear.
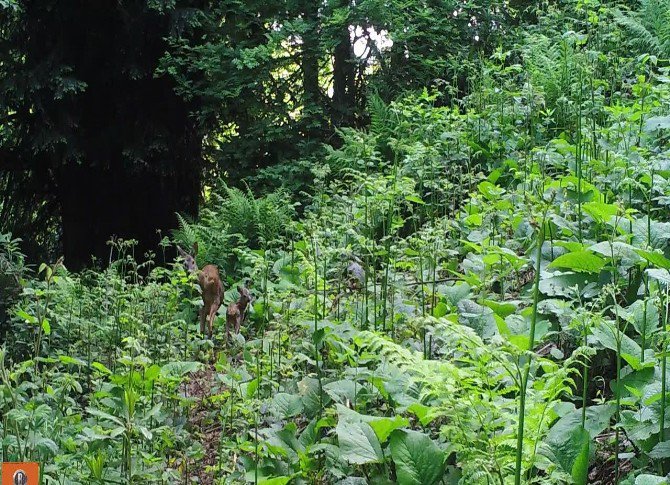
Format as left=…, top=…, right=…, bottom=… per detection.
left=237, top=285, right=244, bottom=294
left=192, top=242, right=198, bottom=256
left=177, top=246, right=187, bottom=257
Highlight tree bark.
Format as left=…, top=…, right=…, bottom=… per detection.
left=301, top=0, right=323, bottom=138
left=332, top=27, right=356, bottom=127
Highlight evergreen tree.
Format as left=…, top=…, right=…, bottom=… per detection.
left=1, top=1, right=203, bottom=268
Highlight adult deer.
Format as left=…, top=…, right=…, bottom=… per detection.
left=226, top=285, right=252, bottom=340
left=177, top=243, right=223, bottom=338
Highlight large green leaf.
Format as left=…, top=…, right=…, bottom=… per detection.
left=457, top=299, right=498, bottom=339
left=546, top=404, right=615, bottom=442
left=627, top=218, right=670, bottom=249
left=545, top=422, right=593, bottom=481
left=636, top=249, right=670, bottom=270
left=571, top=427, right=590, bottom=485
left=159, top=361, right=202, bottom=377
left=644, top=116, right=670, bottom=132
left=483, top=299, right=517, bottom=318
left=323, top=380, right=363, bottom=405
left=647, top=268, right=670, bottom=286
left=539, top=271, right=597, bottom=297
left=336, top=418, right=383, bottom=465
left=591, top=321, right=655, bottom=371
left=258, top=477, right=292, bottom=485
left=368, top=415, right=409, bottom=443
left=548, top=251, right=605, bottom=274
left=620, top=300, right=659, bottom=339
left=441, top=282, right=471, bottom=306
left=298, top=376, right=328, bottom=418
left=268, top=393, right=304, bottom=419
left=635, top=474, right=669, bottom=485
left=590, top=241, right=640, bottom=268
left=389, top=430, right=445, bottom=485
left=649, top=440, right=670, bottom=459
left=582, top=201, right=619, bottom=223
left=335, top=404, right=409, bottom=443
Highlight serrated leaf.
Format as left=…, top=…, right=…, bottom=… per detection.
left=336, top=419, right=383, bottom=465
left=649, top=440, right=670, bottom=459
left=389, top=429, right=445, bottom=485
left=269, top=393, right=304, bottom=419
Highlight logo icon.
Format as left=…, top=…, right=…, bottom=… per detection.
left=12, top=470, right=27, bottom=485
left=1, top=463, right=38, bottom=485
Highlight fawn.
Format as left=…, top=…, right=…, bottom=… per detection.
left=178, top=243, right=223, bottom=338
left=226, top=285, right=252, bottom=340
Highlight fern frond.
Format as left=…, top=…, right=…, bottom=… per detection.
left=368, top=92, right=391, bottom=137
left=614, top=9, right=662, bottom=55
left=173, top=212, right=197, bottom=248
left=354, top=330, right=419, bottom=367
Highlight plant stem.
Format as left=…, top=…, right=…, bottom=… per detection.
left=514, top=219, right=545, bottom=485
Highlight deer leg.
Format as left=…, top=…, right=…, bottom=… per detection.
left=212, top=298, right=221, bottom=338
left=208, top=302, right=219, bottom=338
left=199, top=306, right=206, bottom=334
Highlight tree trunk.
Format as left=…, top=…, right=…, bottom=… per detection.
left=58, top=153, right=199, bottom=270
left=32, top=1, right=202, bottom=269
left=332, top=27, right=356, bottom=127
left=302, top=0, right=323, bottom=138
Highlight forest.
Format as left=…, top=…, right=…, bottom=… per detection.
left=2, top=0, right=670, bottom=483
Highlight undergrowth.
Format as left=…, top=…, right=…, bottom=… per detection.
left=4, top=3, right=670, bottom=484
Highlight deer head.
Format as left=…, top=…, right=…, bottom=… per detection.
left=177, top=242, right=199, bottom=273
left=237, top=285, right=252, bottom=307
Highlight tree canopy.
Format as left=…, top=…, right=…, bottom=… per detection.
left=1, top=0, right=534, bottom=266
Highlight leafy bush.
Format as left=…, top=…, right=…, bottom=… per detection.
left=6, top=2, right=670, bottom=483
left=0, top=232, right=25, bottom=339
left=173, top=183, right=295, bottom=274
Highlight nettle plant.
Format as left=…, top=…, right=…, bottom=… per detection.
left=1, top=245, right=205, bottom=483
left=6, top=3, right=670, bottom=484
left=231, top=38, right=670, bottom=485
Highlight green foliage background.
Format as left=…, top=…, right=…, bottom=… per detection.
left=4, top=1, right=670, bottom=484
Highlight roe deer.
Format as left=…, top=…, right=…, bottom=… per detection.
left=178, top=243, right=223, bottom=338
left=226, top=285, right=252, bottom=340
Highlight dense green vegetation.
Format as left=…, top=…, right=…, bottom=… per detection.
left=0, top=0, right=524, bottom=267
left=5, top=0, right=670, bottom=483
